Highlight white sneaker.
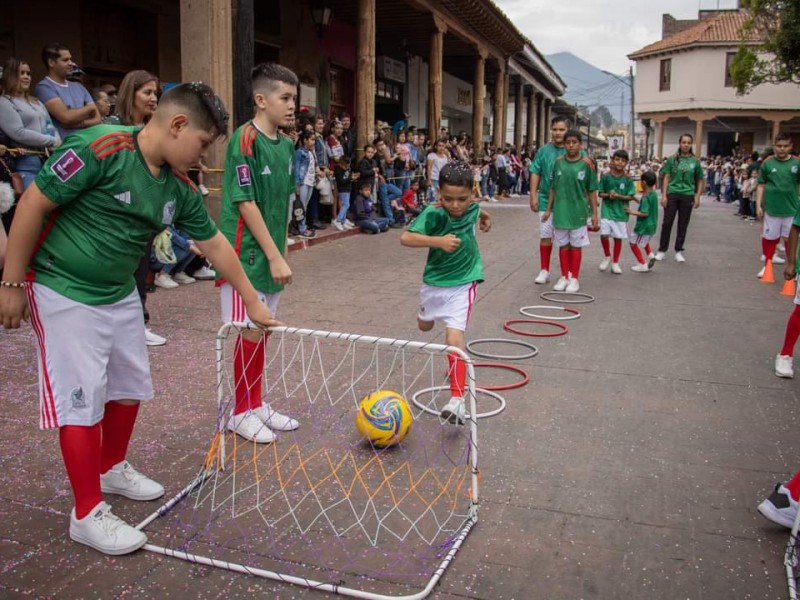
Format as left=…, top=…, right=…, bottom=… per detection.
left=761, top=254, right=766, bottom=262
left=778, top=243, right=786, bottom=254
left=757, top=266, right=766, bottom=279
left=611, top=263, right=622, bottom=275
left=172, top=272, right=196, bottom=285
left=100, top=460, right=165, bottom=501
left=253, top=404, right=299, bottom=431
left=440, top=397, right=466, bottom=425
left=773, top=255, right=786, bottom=265
left=647, top=252, right=656, bottom=261
left=598, top=257, right=611, bottom=271
left=553, top=276, right=569, bottom=291
left=154, top=272, right=178, bottom=289
left=70, top=501, right=147, bottom=555
left=228, top=412, right=275, bottom=443
left=332, top=220, right=344, bottom=231
left=287, top=237, right=296, bottom=246
left=631, top=263, right=649, bottom=272
left=565, top=278, right=580, bottom=293
left=198, top=184, right=210, bottom=197
left=675, top=252, right=686, bottom=263
left=345, top=219, right=355, bottom=228
left=775, top=354, right=794, bottom=379
left=654, top=252, right=665, bottom=261
left=534, top=269, right=550, bottom=284
left=144, top=328, right=166, bottom=347
left=192, top=265, right=216, bottom=280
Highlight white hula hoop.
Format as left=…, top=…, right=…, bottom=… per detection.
left=466, top=338, right=539, bottom=360
left=540, top=291, right=595, bottom=304
left=519, top=305, right=581, bottom=320
left=412, top=385, right=506, bottom=420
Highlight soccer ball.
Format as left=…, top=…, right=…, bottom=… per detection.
left=355, top=390, right=413, bottom=448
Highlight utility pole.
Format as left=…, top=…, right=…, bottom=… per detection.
left=629, top=65, right=635, bottom=159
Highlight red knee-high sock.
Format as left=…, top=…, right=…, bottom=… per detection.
left=613, top=239, right=622, bottom=263
left=785, top=468, right=800, bottom=501
left=558, top=247, right=571, bottom=278
left=644, top=243, right=653, bottom=256
left=248, top=336, right=266, bottom=410
left=600, top=237, right=611, bottom=257
left=570, top=247, right=582, bottom=279
left=630, top=243, right=645, bottom=264
left=233, top=336, right=265, bottom=415
left=100, top=401, right=140, bottom=474
left=781, top=306, right=800, bottom=357
left=763, top=238, right=779, bottom=261
left=60, top=424, right=102, bottom=519
left=447, top=352, right=467, bottom=398
left=540, top=242, right=553, bottom=271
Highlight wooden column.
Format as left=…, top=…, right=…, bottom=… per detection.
left=693, top=118, right=705, bottom=157
left=232, top=0, right=254, bottom=127
left=513, top=77, right=523, bottom=150
left=492, top=64, right=505, bottom=148
left=355, top=0, right=376, bottom=157
left=472, top=50, right=486, bottom=158
left=536, top=93, right=546, bottom=148
left=772, top=119, right=785, bottom=140
left=544, top=99, right=552, bottom=134
left=428, top=17, right=446, bottom=139
left=656, top=120, right=666, bottom=159
left=526, top=88, right=535, bottom=149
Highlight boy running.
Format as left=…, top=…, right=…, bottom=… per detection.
left=0, top=83, right=278, bottom=555
left=626, top=170, right=659, bottom=272
left=598, top=149, right=636, bottom=274
left=543, top=130, right=598, bottom=294
left=218, top=63, right=301, bottom=443
left=400, top=162, right=492, bottom=424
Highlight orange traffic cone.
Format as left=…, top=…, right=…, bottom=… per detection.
left=781, top=278, right=796, bottom=296
left=762, top=260, right=775, bottom=283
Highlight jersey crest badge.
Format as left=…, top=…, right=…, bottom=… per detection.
left=51, top=149, right=85, bottom=183
left=70, top=387, right=86, bottom=408
left=792, top=165, right=798, bottom=174
left=237, top=164, right=252, bottom=187
left=261, top=165, right=272, bottom=175
left=162, top=200, right=176, bottom=225
left=577, top=171, right=586, bottom=181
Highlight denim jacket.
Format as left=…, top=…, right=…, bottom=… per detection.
left=294, top=147, right=313, bottom=186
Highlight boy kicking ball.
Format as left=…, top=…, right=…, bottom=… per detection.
left=626, top=171, right=659, bottom=272
left=0, top=83, right=279, bottom=555
left=598, top=149, right=636, bottom=274
left=400, top=162, right=491, bottom=424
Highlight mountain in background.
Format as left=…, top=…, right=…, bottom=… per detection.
left=546, top=52, right=632, bottom=126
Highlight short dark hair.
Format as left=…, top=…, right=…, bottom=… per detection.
left=251, top=63, right=298, bottom=94
left=775, top=132, right=792, bottom=144
left=298, top=130, right=315, bottom=144
left=41, top=42, right=68, bottom=69
left=564, top=129, right=582, bottom=143
left=551, top=115, right=570, bottom=127
left=438, top=161, right=473, bottom=190
left=158, top=82, right=229, bottom=137
left=363, top=143, right=374, bottom=152
left=641, top=170, right=657, bottom=188
left=612, top=149, right=629, bottom=161
left=359, top=181, right=372, bottom=191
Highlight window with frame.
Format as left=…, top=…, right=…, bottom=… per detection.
left=724, top=52, right=736, bottom=87
left=659, top=58, right=671, bottom=92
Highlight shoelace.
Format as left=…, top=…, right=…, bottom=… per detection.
left=119, top=462, right=145, bottom=483
left=93, top=505, right=125, bottom=535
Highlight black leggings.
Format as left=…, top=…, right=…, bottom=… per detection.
left=658, top=193, right=695, bottom=253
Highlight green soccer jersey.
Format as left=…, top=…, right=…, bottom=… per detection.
left=218, top=122, right=295, bottom=294
left=550, top=156, right=597, bottom=230
left=407, top=202, right=483, bottom=287
left=793, top=210, right=800, bottom=266
left=634, top=191, right=659, bottom=236
left=32, top=125, right=217, bottom=305
left=661, top=154, right=704, bottom=196
left=529, top=143, right=567, bottom=203
left=758, top=156, right=800, bottom=218
left=599, top=173, right=635, bottom=221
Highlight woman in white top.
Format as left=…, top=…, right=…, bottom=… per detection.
left=426, top=138, right=451, bottom=203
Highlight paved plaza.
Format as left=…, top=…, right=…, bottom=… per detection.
left=1, top=196, right=798, bottom=599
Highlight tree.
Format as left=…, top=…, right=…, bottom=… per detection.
left=591, top=106, right=614, bottom=130
left=730, top=0, right=800, bottom=94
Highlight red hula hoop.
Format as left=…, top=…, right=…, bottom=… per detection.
left=503, top=319, right=569, bottom=337
left=473, top=362, right=530, bottom=391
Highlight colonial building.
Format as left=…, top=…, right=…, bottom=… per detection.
left=628, top=7, right=800, bottom=158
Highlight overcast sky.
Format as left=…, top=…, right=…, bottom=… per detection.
left=494, top=0, right=741, bottom=75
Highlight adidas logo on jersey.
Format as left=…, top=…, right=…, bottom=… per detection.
left=261, top=165, right=272, bottom=175
left=114, top=191, right=132, bottom=204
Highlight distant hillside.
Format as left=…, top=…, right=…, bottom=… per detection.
left=546, top=52, right=632, bottom=125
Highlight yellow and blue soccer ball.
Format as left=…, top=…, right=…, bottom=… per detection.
left=355, top=390, right=413, bottom=448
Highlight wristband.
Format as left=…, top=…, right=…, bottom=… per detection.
left=0, top=281, right=27, bottom=288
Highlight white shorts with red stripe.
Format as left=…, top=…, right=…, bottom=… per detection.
left=630, top=233, right=652, bottom=248
left=763, top=215, right=793, bottom=241
left=417, top=281, right=478, bottom=331
left=220, top=283, right=281, bottom=326
left=26, top=283, right=153, bottom=430
left=554, top=226, right=590, bottom=248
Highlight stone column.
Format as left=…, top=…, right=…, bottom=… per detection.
left=513, top=77, right=523, bottom=150
left=355, top=0, right=376, bottom=157
left=492, top=64, right=505, bottom=148
left=472, top=50, right=486, bottom=158
left=536, top=93, right=547, bottom=148
left=655, top=119, right=666, bottom=159
left=526, top=87, right=535, bottom=149
left=427, top=17, right=446, bottom=139
left=693, top=118, right=705, bottom=157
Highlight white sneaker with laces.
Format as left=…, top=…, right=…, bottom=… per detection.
left=144, top=328, right=166, bottom=347
left=611, top=263, right=622, bottom=274
left=253, top=404, right=299, bottom=431
left=198, top=184, right=210, bottom=197
left=154, top=272, right=178, bottom=289
left=192, top=265, right=216, bottom=280
left=228, top=412, right=275, bottom=443
left=631, top=263, right=649, bottom=272
left=773, top=255, right=787, bottom=265
left=675, top=252, right=686, bottom=263
left=654, top=251, right=665, bottom=261
left=598, top=257, right=611, bottom=271
left=534, top=269, right=550, bottom=284
left=287, top=237, right=296, bottom=246
left=70, top=501, right=147, bottom=555
left=553, top=276, right=569, bottom=292
left=757, top=266, right=765, bottom=279
left=100, top=460, right=165, bottom=501
left=565, top=277, right=580, bottom=293
left=345, top=219, right=355, bottom=227
left=172, top=272, right=196, bottom=285
left=775, top=354, right=794, bottom=378
left=647, top=252, right=656, bottom=261
left=332, top=220, right=344, bottom=231
left=440, top=397, right=466, bottom=425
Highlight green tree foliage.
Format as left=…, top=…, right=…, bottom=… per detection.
left=591, top=106, right=615, bottom=130
left=730, top=0, right=800, bottom=94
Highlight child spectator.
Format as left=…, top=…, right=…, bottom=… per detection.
left=741, top=167, right=759, bottom=222
left=150, top=226, right=208, bottom=288
left=400, top=162, right=492, bottom=425
left=598, top=149, right=636, bottom=274
left=400, top=179, right=424, bottom=221
left=542, top=129, right=598, bottom=293
left=626, top=170, right=659, bottom=272
left=292, top=129, right=316, bottom=239
left=353, top=180, right=389, bottom=234
left=332, top=155, right=356, bottom=230
left=426, top=139, right=450, bottom=203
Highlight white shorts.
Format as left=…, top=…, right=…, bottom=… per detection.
left=539, top=211, right=554, bottom=240
left=763, top=215, right=793, bottom=241
left=630, top=233, right=652, bottom=248
left=220, top=283, right=281, bottom=326
left=418, top=282, right=478, bottom=331
left=26, top=284, right=153, bottom=430
left=600, top=219, right=628, bottom=239
left=554, top=226, right=590, bottom=248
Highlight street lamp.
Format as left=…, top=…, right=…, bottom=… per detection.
left=602, top=67, right=635, bottom=159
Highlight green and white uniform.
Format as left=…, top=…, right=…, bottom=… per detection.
left=599, top=172, right=635, bottom=239
left=631, top=190, right=659, bottom=247
left=759, top=155, right=800, bottom=241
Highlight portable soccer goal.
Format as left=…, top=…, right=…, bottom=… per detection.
left=136, top=323, right=483, bottom=600
left=787, top=504, right=800, bottom=599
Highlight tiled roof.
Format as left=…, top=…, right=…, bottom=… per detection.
left=628, top=11, right=759, bottom=59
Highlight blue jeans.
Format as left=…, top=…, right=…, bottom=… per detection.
left=428, top=180, right=438, bottom=203
left=336, top=191, right=350, bottom=223
left=151, top=245, right=194, bottom=275
left=296, top=184, right=314, bottom=232
left=357, top=217, right=389, bottom=233
left=378, top=182, right=401, bottom=223
left=15, top=154, right=44, bottom=190
left=398, top=169, right=412, bottom=192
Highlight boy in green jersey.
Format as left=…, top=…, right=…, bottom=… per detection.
left=217, top=63, right=301, bottom=444
left=626, top=170, right=659, bottom=272
left=756, top=133, right=800, bottom=280
left=400, top=162, right=492, bottom=425
left=543, top=129, right=598, bottom=294
left=0, top=83, right=279, bottom=556
left=598, top=149, right=636, bottom=274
